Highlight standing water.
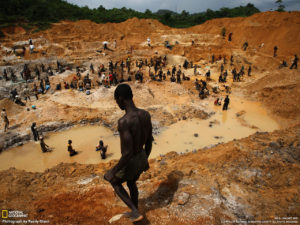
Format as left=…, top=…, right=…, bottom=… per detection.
left=0, top=98, right=279, bottom=172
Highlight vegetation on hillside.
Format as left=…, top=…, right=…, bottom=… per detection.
left=0, top=0, right=260, bottom=31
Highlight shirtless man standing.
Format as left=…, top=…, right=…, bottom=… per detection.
left=104, top=84, right=153, bottom=222
left=1, top=108, right=9, bottom=132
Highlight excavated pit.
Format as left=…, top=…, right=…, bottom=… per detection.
left=0, top=11, right=299, bottom=225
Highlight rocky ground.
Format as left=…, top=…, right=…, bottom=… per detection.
left=0, top=11, right=300, bottom=224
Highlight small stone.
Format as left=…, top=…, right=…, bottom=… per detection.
left=109, top=214, right=123, bottom=224
left=182, top=116, right=187, bottom=120
left=194, top=133, right=199, bottom=137
left=177, top=192, right=190, bottom=205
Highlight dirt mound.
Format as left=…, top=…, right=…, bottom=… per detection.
left=117, top=17, right=171, bottom=34
left=0, top=98, right=24, bottom=114
left=246, top=68, right=300, bottom=127
left=41, top=17, right=170, bottom=44
left=188, top=11, right=300, bottom=56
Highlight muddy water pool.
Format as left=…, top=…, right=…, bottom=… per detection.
left=0, top=98, right=279, bottom=172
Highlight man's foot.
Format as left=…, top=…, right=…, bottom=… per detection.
left=123, top=211, right=143, bottom=222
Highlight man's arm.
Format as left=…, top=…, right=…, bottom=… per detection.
left=145, top=113, right=153, bottom=158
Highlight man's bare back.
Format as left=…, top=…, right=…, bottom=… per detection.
left=118, top=108, right=152, bottom=156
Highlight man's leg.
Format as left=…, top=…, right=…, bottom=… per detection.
left=107, top=177, right=143, bottom=221
left=111, top=179, right=137, bottom=212
left=34, top=132, right=39, bottom=141
left=127, top=180, right=138, bottom=209
left=5, top=120, right=9, bottom=131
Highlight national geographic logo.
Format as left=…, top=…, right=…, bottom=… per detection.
left=1, top=210, right=27, bottom=218
left=2, top=210, right=8, bottom=218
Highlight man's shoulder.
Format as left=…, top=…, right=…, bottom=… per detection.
left=137, top=108, right=150, bottom=116
left=118, top=115, right=132, bottom=129
left=118, top=109, right=151, bottom=127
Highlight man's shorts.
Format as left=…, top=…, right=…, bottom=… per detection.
left=115, top=150, right=149, bottom=181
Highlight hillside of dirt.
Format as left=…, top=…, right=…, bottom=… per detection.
left=246, top=68, right=300, bottom=127
left=1, top=12, right=300, bottom=63
left=188, top=11, right=300, bottom=56
left=0, top=11, right=300, bottom=224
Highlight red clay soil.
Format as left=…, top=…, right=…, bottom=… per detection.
left=188, top=11, right=300, bottom=56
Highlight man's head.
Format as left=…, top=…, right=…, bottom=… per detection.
left=114, top=84, right=133, bottom=110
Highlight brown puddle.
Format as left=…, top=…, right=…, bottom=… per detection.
left=0, top=97, right=279, bottom=172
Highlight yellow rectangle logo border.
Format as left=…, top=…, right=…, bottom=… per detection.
left=2, top=210, right=8, bottom=218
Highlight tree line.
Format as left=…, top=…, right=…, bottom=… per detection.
left=0, top=0, right=261, bottom=31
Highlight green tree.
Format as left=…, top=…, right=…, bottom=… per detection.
left=276, top=0, right=285, bottom=12
left=181, top=10, right=189, bottom=18
left=163, top=12, right=171, bottom=22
